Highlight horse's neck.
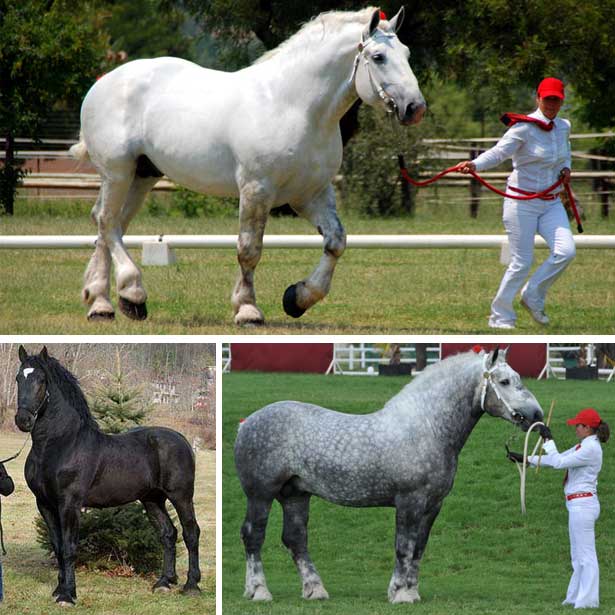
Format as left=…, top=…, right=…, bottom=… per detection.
left=385, top=362, right=484, bottom=454
left=263, top=25, right=361, bottom=128
left=31, top=384, right=87, bottom=446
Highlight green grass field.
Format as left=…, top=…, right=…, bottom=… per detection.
left=222, top=372, right=615, bottom=615
left=0, top=431, right=215, bottom=615
left=2, top=192, right=614, bottom=334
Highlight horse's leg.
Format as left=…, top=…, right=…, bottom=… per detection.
left=55, top=500, right=81, bottom=605
left=283, top=184, right=346, bottom=317
left=231, top=186, right=272, bottom=325
left=406, top=500, right=444, bottom=599
left=279, top=493, right=328, bottom=600
left=388, top=494, right=425, bottom=604
left=83, top=175, right=155, bottom=320
left=241, top=496, right=273, bottom=600
left=169, top=496, right=201, bottom=594
left=36, top=498, right=64, bottom=598
left=142, top=497, right=179, bottom=591
left=83, top=192, right=114, bottom=320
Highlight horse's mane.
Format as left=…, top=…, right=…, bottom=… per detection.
left=32, top=354, right=99, bottom=429
left=399, top=351, right=481, bottom=396
left=253, top=7, right=377, bottom=65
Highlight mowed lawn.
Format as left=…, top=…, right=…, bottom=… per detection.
left=222, top=372, right=615, bottom=615
left=2, top=195, right=615, bottom=334
left=0, top=431, right=215, bottom=615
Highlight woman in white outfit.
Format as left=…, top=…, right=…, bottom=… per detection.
left=458, top=77, right=575, bottom=329
left=508, top=408, right=609, bottom=609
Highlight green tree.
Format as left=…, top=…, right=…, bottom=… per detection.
left=0, top=0, right=107, bottom=215
left=89, top=350, right=151, bottom=433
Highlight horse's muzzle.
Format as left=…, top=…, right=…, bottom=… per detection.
left=400, top=102, right=426, bottom=126
left=15, top=411, right=34, bottom=432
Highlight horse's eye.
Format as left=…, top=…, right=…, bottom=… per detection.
left=372, top=53, right=385, bottom=64
left=500, top=379, right=510, bottom=386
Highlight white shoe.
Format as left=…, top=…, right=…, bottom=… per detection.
left=520, top=298, right=549, bottom=325
left=488, top=319, right=515, bottom=330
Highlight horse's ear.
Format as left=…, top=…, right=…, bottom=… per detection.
left=501, top=346, right=510, bottom=361
left=18, top=345, right=28, bottom=363
left=364, top=8, right=380, bottom=40
left=40, top=346, right=49, bottom=362
left=388, top=6, right=405, bottom=33
left=488, top=347, right=499, bottom=367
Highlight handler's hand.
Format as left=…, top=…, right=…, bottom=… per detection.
left=506, top=449, right=524, bottom=463
left=559, top=167, right=571, bottom=185
left=538, top=424, right=553, bottom=441
left=457, top=161, right=476, bottom=174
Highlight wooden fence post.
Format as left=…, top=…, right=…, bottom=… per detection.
left=469, top=147, right=480, bottom=218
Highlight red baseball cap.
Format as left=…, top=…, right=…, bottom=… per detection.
left=537, top=77, right=565, bottom=100
left=566, top=408, right=602, bottom=428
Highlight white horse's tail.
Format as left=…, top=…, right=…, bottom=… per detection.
left=69, top=132, right=89, bottom=162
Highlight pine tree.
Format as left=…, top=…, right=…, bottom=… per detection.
left=89, top=349, right=150, bottom=434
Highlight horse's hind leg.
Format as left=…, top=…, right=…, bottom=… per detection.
left=279, top=493, right=329, bottom=600
left=241, top=496, right=273, bottom=600
left=283, top=184, right=346, bottom=318
left=142, top=497, right=179, bottom=591
left=84, top=175, right=156, bottom=320
left=169, top=496, right=201, bottom=594
left=83, top=192, right=114, bottom=320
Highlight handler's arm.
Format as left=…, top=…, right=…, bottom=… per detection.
left=527, top=440, right=592, bottom=469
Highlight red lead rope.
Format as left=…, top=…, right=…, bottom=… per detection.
left=397, top=155, right=584, bottom=233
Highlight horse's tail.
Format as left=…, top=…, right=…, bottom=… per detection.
left=69, top=131, right=90, bottom=163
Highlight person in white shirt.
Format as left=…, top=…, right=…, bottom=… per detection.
left=458, top=77, right=574, bottom=329
left=508, top=408, right=610, bottom=609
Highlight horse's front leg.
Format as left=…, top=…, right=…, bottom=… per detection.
left=36, top=498, right=65, bottom=598
left=388, top=494, right=426, bottom=604
left=231, top=183, right=272, bottom=325
left=55, top=499, right=81, bottom=605
left=283, top=185, right=346, bottom=318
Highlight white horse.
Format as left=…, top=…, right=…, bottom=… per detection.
left=71, top=7, right=425, bottom=324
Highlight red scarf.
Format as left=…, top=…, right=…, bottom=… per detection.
left=500, top=112, right=554, bottom=131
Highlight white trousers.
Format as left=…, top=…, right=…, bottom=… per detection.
left=564, top=497, right=600, bottom=609
left=490, top=197, right=576, bottom=325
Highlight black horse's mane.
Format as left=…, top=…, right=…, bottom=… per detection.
left=32, top=354, right=99, bottom=429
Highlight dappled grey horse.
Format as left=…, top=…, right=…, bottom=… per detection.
left=234, top=348, right=543, bottom=603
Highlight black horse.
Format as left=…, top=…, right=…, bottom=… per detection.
left=15, top=346, right=201, bottom=605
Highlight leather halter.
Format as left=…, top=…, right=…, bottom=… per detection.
left=349, top=29, right=398, bottom=113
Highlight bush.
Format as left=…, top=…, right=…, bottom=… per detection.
left=35, top=503, right=173, bottom=574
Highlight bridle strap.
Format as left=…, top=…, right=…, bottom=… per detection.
left=349, top=30, right=397, bottom=111
left=480, top=354, right=519, bottom=419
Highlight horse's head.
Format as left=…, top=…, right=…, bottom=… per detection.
left=479, top=348, right=543, bottom=431
left=353, top=7, right=426, bottom=125
left=15, top=345, right=50, bottom=432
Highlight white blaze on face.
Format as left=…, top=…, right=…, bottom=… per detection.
left=23, top=368, right=35, bottom=379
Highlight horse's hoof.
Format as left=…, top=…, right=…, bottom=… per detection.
left=234, top=304, right=265, bottom=326
left=283, top=284, right=306, bottom=318
left=181, top=584, right=201, bottom=595
left=55, top=595, right=76, bottom=607
left=153, top=585, right=172, bottom=593
left=118, top=297, right=148, bottom=320
left=87, top=311, right=115, bottom=322
left=303, top=583, right=329, bottom=600
left=389, top=587, right=420, bottom=604
left=246, top=586, right=272, bottom=601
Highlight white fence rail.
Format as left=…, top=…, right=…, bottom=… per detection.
left=2, top=234, right=615, bottom=250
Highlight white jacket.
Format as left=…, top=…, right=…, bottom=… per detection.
left=473, top=108, right=572, bottom=195
left=528, top=434, right=602, bottom=496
